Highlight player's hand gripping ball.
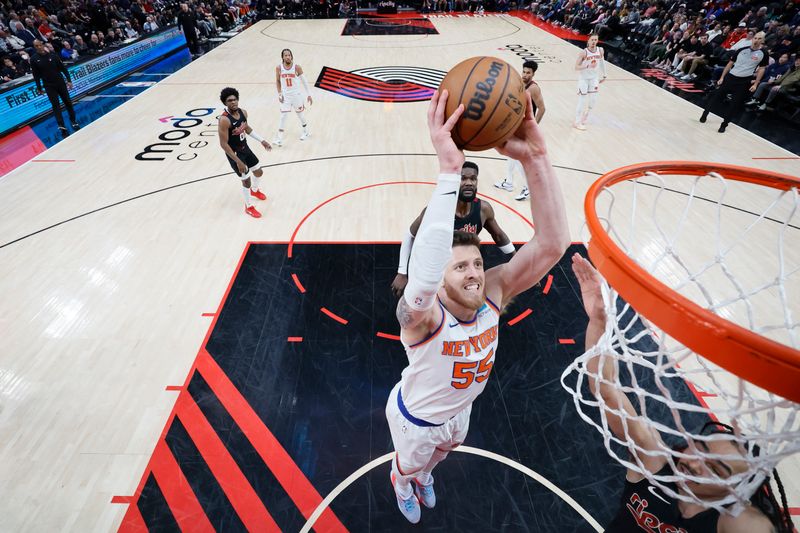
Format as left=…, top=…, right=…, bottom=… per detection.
left=439, top=57, right=526, bottom=151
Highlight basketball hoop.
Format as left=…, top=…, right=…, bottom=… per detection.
left=561, top=161, right=800, bottom=515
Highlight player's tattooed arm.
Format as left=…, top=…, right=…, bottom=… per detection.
left=396, top=297, right=427, bottom=329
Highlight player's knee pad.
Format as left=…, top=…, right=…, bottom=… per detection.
left=588, top=93, right=598, bottom=109
left=296, top=110, right=307, bottom=124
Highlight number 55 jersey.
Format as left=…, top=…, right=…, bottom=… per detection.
left=398, top=298, right=500, bottom=425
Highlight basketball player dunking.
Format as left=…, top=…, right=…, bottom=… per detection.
left=386, top=89, right=569, bottom=523
left=273, top=48, right=312, bottom=146
left=217, top=87, right=272, bottom=218
left=392, top=161, right=516, bottom=298
left=574, top=33, right=606, bottom=131
left=494, top=60, right=546, bottom=201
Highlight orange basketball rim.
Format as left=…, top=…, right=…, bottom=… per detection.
left=584, top=161, right=800, bottom=403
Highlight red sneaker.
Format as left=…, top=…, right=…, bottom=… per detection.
left=250, top=189, right=267, bottom=201
left=245, top=206, right=262, bottom=218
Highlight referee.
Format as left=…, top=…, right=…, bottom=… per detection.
left=31, top=39, right=80, bottom=138
left=700, top=31, right=767, bottom=133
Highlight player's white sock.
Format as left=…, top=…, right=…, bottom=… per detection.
left=252, top=174, right=261, bottom=191
left=241, top=186, right=252, bottom=207
left=421, top=448, right=449, bottom=479
left=391, top=456, right=414, bottom=499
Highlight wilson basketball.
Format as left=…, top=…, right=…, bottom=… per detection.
left=439, top=57, right=526, bottom=151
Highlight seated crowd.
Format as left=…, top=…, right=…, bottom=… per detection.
left=0, top=0, right=254, bottom=83
left=2, top=0, right=799, bottom=117
left=530, top=0, right=800, bottom=115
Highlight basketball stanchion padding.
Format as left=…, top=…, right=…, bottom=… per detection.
left=561, top=161, right=800, bottom=515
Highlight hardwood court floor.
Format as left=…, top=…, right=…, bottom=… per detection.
left=0, top=14, right=797, bottom=531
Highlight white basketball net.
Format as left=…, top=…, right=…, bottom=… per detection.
left=561, top=169, right=800, bottom=515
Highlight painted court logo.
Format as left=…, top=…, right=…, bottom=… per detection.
left=314, top=65, right=446, bottom=103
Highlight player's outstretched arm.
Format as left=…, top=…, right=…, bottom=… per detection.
left=598, top=48, right=608, bottom=82
left=486, top=92, right=569, bottom=306
left=242, top=110, right=272, bottom=150
left=482, top=203, right=514, bottom=255
left=391, top=210, right=424, bottom=298
left=397, top=90, right=463, bottom=342
left=575, top=49, right=587, bottom=71
left=296, top=65, right=313, bottom=105
left=275, top=66, right=283, bottom=102
left=572, top=253, right=664, bottom=475
left=530, top=84, right=545, bottom=123
left=218, top=116, right=246, bottom=174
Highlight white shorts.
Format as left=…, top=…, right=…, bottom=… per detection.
left=577, top=77, right=600, bottom=95
left=385, top=382, right=472, bottom=475
left=280, top=92, right=305, bottom=112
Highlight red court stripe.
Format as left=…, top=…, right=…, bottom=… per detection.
left=165, top=385, right=182, bottom=391
left=558, top=338, right=576, bottom=344
left=321, top=307, right=348, bottom=325
left=287, top=336, right=303, bottom=342
left=196, top=351, right=347, bottom=532
left=117, top=499, right=148, bottom=532
left=542, top=274, right=554, bottom=295
left=111, top=495, right=135, bottom=504
left=694, top=390, right=718, bottom=399
left=376, top=331, right=401, bottom=340
left=117, top=245, right=254, bottom=523
left=788, top=507, right=800, bottom=515
left=507, top=308, right=532, bottom=326
left=176, top=393, right=280, bottom=532
left=201, top=313, right=215, bottom=317
left=291, top=273, right=306, bottom=293
left=287, top=182, right=534, bottom=258
left=150, top=440, right=215, bottom=532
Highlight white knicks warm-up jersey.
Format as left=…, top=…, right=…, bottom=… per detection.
left=580, top=47, right=603, bottom=79
left=279, top=62, right=301, bottom=95
left=399, top=298, right=500, bottom=424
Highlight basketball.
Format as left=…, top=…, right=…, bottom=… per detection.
left=439, top=56, right=527, bottom=151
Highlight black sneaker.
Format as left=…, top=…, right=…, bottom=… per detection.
left=718, top=123, right=727, bottom=133
left=59, top=126, right=69, bottom=138
left=699, top=112, right=708, bottom=123
left=71, top=122, right=81, bottom=131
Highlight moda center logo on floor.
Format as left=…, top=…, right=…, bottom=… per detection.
left=501, top=44, right=562, bottom=64
left=135, top=108, right=217, bottom=162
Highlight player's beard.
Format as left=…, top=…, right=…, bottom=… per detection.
left=458, top=189, right=475, bottom=203
left=444, top=281, right=485, bottom=311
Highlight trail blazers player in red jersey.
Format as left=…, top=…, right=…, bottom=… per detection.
left=570, top=253, right=793, bottom=533
left=494, top=60, right=546, bottom=201
left=217, top=87, right=271, bottom=218
left=391, top=161, right=516, bottom=298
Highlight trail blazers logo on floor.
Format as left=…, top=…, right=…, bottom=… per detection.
left=314, top=66, right=446, bottom=103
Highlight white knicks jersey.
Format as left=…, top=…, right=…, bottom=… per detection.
left=399, top=298, right=500, bottom=424
left=279, top=62, right=301, bottom=95
left=580, top=47, right=603, bottom=79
